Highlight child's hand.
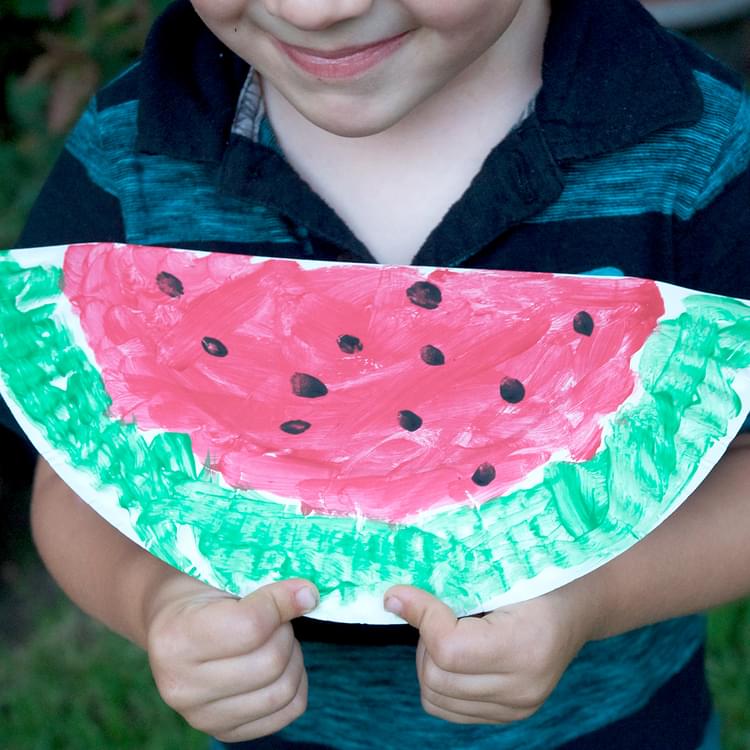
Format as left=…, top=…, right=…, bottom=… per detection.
left=384, top=582, right=598, bottom=725
left=145, top=575, right=318, bottom=742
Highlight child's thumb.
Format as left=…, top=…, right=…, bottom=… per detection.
left=239, top=579, right=319, bottom=633
left=384, top=584, right=457, bottom=649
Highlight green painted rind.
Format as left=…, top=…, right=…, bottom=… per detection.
left=1, top=250, right=749, bottom=619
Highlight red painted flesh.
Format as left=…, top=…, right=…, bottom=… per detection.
left=63, top=244, right=664, bottom=522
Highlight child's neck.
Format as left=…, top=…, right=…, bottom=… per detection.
left=264, top=0, right=550, bottom=265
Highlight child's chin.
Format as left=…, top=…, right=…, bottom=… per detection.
left=318, top=119, right=401, bottom=139
left=293, top=97, right=419, bottom=139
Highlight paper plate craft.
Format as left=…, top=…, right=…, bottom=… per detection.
left=2, top=243, right=750, bottom=623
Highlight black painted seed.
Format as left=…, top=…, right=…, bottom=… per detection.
left=201, top=337, right=228, bottom=357
left=406, top=281, right=442, bottom=310
left=338, top=334, right=363, bottom=354
left=291, top=372, right=328, bottom=398
left=500, top=377, right=525, bottom=404
left=573, top=311, right=595, bottom=336
left=398, top=410, right=423, bottom=432
left=156, top=271, right=184, bottom=298
left=472, top=463, right=497, bottom=487
left=281, top=420, right=312, bottom=435
left=420, top=345, right=445, bottom=366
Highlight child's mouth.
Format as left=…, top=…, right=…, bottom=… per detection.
left=273, top=31, right=412, bottom=80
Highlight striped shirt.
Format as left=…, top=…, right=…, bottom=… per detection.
left=10, top=0, right=750, bottom=746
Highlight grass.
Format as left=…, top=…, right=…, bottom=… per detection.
left=708, top=599, right=750, bottom=749
left=0, top=555, right=748, bottom=750
left=0, top=559, right=207, bottom=750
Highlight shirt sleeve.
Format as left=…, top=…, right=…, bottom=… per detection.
left=672, top=90, right=750, bottom=301
left=672, top=89, right=750, bottom=431
left=2, top=98, right=127, bottom=442
left=16, top=98, right=126, bottom=249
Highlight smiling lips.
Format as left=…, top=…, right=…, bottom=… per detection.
left=275, top=31, right=411, bottom=79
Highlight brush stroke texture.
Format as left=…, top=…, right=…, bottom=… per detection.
left=62, top=244, right=663, bottom=522
left=1, top=246, right=750, bottom=619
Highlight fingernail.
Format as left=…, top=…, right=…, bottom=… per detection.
left=295, top=586, right=318, bottom=613
left=384, top=596, right=403, bottom=616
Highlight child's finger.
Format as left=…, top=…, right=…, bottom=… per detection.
left=420, top=687, right=533, bottom=725
left=195, top=623, right=297, bottom=696
left=190, top=641, right=306, bottom=723
left=420, top=658, right=517, bottom=701
left=192, top=651, right=309, bottom=741
left=236, top=579, right=319, bottom=646
left=184, top=579, right=318, bottom=660
left=217, top=669, right=309, bottom=744
left=384, top=585, right=458, bottom=655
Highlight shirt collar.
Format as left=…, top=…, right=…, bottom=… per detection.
left=136, top=0, right=250, bottom=162
left=134, top=0, right=704, bottom=265
left=536, top=0, right=703, bottom=161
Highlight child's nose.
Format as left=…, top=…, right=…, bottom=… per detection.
left=262, top=0, right=374, bottom=30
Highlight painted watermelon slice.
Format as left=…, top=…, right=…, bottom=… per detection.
left=2, top=243, right=750, bottom=623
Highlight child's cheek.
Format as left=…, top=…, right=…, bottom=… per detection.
left=190, top=0, right=247, bottom=24
left=406, top=0, right=523, bottom=33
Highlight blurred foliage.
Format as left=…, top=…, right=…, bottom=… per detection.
left=0, top=562, right=207, bottom=750
left=0, top=0, right=171, bottom=247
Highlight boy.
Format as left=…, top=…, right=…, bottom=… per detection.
left=9, top=0, right=750, bottom=747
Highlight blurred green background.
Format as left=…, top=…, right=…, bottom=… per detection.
left=0, top=2, right=749, bottom=748
left=0, top=0, right=170, bottom=248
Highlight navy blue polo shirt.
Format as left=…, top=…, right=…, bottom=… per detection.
left=7, top=0, right=750, bottom=746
